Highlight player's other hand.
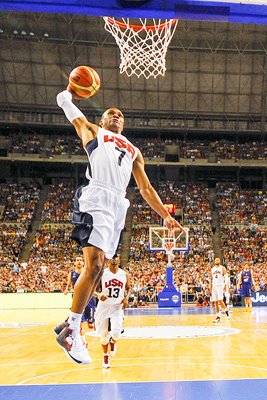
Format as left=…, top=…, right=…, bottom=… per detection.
left=99, top=294, right=108, bottom=302
left=121, top=298, right=128, bottom=309
left=164, top=215, right=186, bottom=234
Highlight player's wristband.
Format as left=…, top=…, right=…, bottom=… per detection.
left=56, top=90, right=84, bottom=122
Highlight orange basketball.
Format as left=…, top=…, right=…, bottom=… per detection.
left=67, top=66, right=101, bottom=99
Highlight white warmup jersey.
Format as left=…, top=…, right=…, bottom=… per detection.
left=211, top=265, right=225, bottom=301
left=211, top=265, right=224, bottom=286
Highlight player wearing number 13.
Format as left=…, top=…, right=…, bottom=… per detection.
left=94, top=256, right=130, bottom=368
left=55, top=86, right=185, bottom=365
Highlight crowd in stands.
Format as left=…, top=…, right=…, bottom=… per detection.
left=216, top=182, right=266, bottom=264
left=29, top=180, right=79, bottom=269
left=132, top=182, right=212, bottom=226
left=41, top=181, right=76, bottom=223
left=179, top=140, right=208, bottom=159
left=0, top=182, right=40, bottom=264
left=0, top=180, right=266, bottom=303
left=29, top=225, right=79, bottom=266
left=45, top=136, right=83, bottom=157
left=9, top=133, right=44, bottom=155
left=8, top=133, right=83, bottom=157
left=0, top=225, right=28, bottom=263
left=0, top=262, right=68, bottom=293
left=130, top=137, right=165, bottom=159
left=215, top=183, right=267, bottom=296
left=0, top=182, right=40, bottom=223
left=216, top=183, right=267, bottom=225
left=2, top=132, right=267, bottom=161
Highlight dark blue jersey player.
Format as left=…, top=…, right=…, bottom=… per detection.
left=237, top=264, right=255, bottom=311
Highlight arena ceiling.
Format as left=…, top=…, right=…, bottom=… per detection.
left=0, top=10, right=267, bottom=125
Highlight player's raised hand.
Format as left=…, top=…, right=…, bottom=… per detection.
left=67, top=86, right=82, bottom=100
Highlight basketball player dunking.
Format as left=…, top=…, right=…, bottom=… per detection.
left=54, top=88, right=185, bottom=364
left=94, top=256, right=130, bottom=368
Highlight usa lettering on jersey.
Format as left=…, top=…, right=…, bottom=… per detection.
left=105, top=278, right=123, bottom=289
left=104, top=134, right=136, bottom=159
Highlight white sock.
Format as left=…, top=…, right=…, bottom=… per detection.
left=68, top=311, right=82, bottom=334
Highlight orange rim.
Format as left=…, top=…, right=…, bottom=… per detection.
left=105, top=17, right=177, bottom=32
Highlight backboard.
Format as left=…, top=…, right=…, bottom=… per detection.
left=0, top=1, right=266, bottom=25
left=149, top=226, right=189, bottom=253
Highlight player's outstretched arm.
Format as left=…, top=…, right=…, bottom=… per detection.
left=237, top=273, right=242, bottom=290
left=251, top=270, right=256, bottom=289
left=56, top=89, right=99, bottom=147
left=132, top=150, right=185, bottom=233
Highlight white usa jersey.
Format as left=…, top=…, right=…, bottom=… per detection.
left=101, top=267, right=127, bottom=305
left=84, top=127, right=138, bottom=193
left=211, top=265, right=224, bottom=286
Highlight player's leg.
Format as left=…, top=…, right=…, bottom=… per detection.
left=243, top=286, right=251, bottom=311
left=219, top=300, right=230, bottom=318
left=248, top=297, right=253, bottom=311
left=217, top=284, right=229, bottom=319
left=244, top=297, right=248, bottom=311
left=109, top=310, right=124, bottom=357
left=247, top=285, right=253, bottom=311
left=94, top=302, right=112, bottom=368
left=84, top=298, right=96, bottom=328
left=224, top=291, right=230, bottom=311
left=72, top=246, right=105, bottom=314
left=101, top=332, right=111, bottom=369
left=56, top=246, right=105, bottom=364
left=98, top=319, right=111, bottom=369
left=244, top=296, right=252, bottom=311
left=213, top=301, right=221, bottom=323
left=212, top=288, right=221, bottom=323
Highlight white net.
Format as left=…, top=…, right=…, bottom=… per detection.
left=163, top=237, right=175, bottom=254
left=103, top=17, right=178, bottom=79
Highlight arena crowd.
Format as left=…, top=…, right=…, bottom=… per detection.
left=0, top=179, right=266, bottom=304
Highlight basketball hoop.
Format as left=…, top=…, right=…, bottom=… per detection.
left=103, top=17, right=178, bottom=79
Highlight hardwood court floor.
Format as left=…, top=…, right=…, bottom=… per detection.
left=1, top=306, right=267, bottom=399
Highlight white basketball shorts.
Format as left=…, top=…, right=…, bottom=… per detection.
left=95, top=301, right=124, bottom=337
left=72, top=182, right=129, bottom=259
left=212, top=285, right=224, bottom=302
